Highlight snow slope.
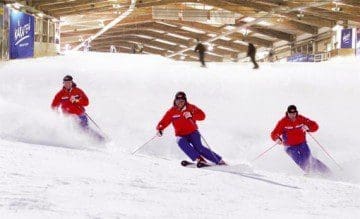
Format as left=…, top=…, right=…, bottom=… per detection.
left=0, top=52, right=359, bottom=218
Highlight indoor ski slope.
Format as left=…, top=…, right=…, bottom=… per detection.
left=0, top=52, right=359, bottom=218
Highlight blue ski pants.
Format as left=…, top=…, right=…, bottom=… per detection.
left=285, top=142, right=330, bottom=174
left=177, top=130, right=222, bottom=164
left=78, top=114, right=89, bottom=128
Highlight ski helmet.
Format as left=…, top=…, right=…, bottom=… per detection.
left=287, top=105, right=297, bottom=113
left=175, top=91, right=186, bottom=100
left=63, top=75, right=73, bottom=82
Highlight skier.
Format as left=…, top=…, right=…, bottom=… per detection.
left=268, top=49, right=275, bottom=62
left=271, top=105, right=330, bottom=174
left=247, top=43, right=259, bottom=69
left=131, top=44, right=136, bottom=54
left=156, top=91, right=226, bottom=166
left=51, top=75, right=104, bottom=141
left=194, top=39, right=206, bottom=67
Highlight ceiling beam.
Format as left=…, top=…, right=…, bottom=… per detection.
left=37, top=0, right=110, bottom=11
left=223, top=0, right=336, bottom=27
left=92, top=36, right=182, bottom=52
left=98, top=30, right=191, bottom=46
left=235, top=21, right=295, bottom=42
left=93, top=42, right=167, bottom=56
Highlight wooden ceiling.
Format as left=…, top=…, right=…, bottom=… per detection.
left=11, top=0, right=360, bottom=61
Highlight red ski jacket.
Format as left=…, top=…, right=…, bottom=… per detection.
left=271, top=114, right=318, bottom=146
left=51, top=86, right=89, bottom=116
left=157, top=103, right=205, bottom=136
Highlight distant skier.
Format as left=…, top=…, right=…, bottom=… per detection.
left=271, top=105, right=330, bottom=174
left=131, top=44, right=136, bottom=54
left=156, top=91, right=226, bottom=166
left=247, top=43, right=259, bottom=69
left=268, top=49, right=275, bottom=62
left=51, top=75, right=104, bottom=141
left=194, top=39, right=206, bottom=67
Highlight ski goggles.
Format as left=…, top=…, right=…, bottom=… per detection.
left=175, top=96, right=186, bottom=100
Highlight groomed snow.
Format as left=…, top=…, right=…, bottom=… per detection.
left=0, top=52, right=359, bottom=218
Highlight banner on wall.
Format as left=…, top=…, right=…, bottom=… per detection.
left=287, top=53, right=314, bottom=62
left=9, top=8, right=34, bottom=59
left=340, top=28, right=352, bottom=49
left=356, top=28, right=360, bottom=56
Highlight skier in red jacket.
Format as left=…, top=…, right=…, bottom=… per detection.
left=51, top=75, right=89, bottom=127
left=51, top=75, right=105, bottom=142
left=271, top=105, right=330, bottom=174
left=157, top=91, right=226, bottom=166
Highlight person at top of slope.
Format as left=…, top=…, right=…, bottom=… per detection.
left=51, top=75, right=104, bottom=141
left=247, top=43, right=259, bottom=69
left=194, top=38, right=206, bottom=67
left=156, top=91, right=226, bottom=166
left=271, top=105, right=330, bottom=174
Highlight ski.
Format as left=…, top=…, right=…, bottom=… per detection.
left=180, top=160, right=211, bottom=168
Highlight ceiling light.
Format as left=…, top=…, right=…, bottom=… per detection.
left=331, top=6, right=341, bottom=12
left=331, top=2, right=342, bottom=12
left=258, top=21, right=272, bottom=26
left=112, top=4, right=121, bottom=9
left=239, top=28, right=250, bottom=36
left=296, top=11, right=304, bottom=19
left=276, top=17, right=284, bottom=22
left=242, top=17, right=256, bottom=22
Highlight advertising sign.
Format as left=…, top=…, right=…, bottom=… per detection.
left=9, top=8, right=34, bottom=59
left=340, top=28, right=352, bottom=49
left=287, top=54, right=313, bottom=62
left=356, top=28, right=360, bottom=56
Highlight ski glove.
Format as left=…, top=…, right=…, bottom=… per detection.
left=183, top=111, right=192, bottom=119
left=157, top=130, right=163, bottom=137
left=302, top=125, right=309, bottom=132
left=70, top=95, right=79, bottom=103
left=275, top=138, right=283, bottom=145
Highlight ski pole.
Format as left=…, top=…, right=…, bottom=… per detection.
left=200, top=134, right=221, bottom=164
left=252, top=142, right=278, bottom=162
left=84, top=112, right=102, bottom=130
left=74, top=105, right=104, bottom=132
left=83, top=112, right=109, bottom=139
left=307, top=132, right=342, bottom=170
left=132, top=134, right=157, bottom=155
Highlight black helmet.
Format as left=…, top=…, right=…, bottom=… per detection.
left=287, top=105, right=297, bottom=113
left=175, top=91, right=186, bottom=100
left=63, top=75, right=73, bottom=82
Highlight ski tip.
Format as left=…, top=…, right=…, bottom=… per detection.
left=196, top=162, right=210, bottom=168
left=181, top=160, right=192, bottom=166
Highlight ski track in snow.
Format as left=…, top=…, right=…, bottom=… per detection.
left=0, top=52, right=359, bottom=218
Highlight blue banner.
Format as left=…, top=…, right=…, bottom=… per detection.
left=287, top=54, right=314, bottom=62
left=9, top=8, right=34, bottom=59
left=340, top=28, right=352, bottom=49
left=356, top=28, right=360, bottom=56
